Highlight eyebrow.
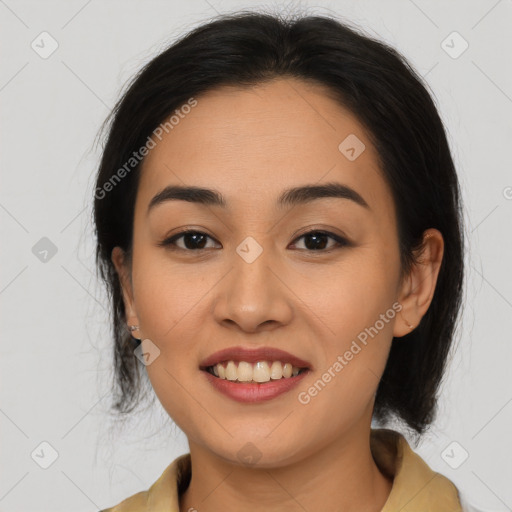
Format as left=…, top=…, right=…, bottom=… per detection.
left=147, top=181, right=370, bottom=215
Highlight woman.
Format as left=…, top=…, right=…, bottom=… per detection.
left=94, top=10, right=481, bottom=512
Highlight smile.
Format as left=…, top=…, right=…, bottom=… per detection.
left=205, top=360, right=307, bottom=383
left=201, top=362, right=311, bottom=403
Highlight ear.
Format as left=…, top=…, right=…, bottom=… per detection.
left=393, top=229, right=444, bottom=338
left=111, top=246, right=140, bottom=333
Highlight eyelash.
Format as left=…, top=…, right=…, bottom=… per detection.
left=157, top=229, right=349, bottom=253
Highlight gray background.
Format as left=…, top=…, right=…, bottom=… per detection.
left=1, top=0, right=511, bottom=511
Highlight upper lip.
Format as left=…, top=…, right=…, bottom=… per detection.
left=200, top=346, right=312, bottom=370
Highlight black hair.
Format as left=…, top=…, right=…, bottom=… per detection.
left=93, top=10, right=465, bottom=437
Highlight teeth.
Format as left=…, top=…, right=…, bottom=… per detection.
left=253, top=361, right=270, bottom=383
left=237, top=361, right=253, bottom=382
left=270, top=361, right=283, bottom=379
left=208, top=360, right=305, bottom=383
left=225, top=361, right=238, bottom=380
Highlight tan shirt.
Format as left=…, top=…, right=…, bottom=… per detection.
left=100, top=428, right=475, bottom=511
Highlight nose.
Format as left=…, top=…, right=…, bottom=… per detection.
left=211, top=241, right=294, bottom=333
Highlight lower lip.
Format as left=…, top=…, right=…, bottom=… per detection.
left=201, top=369, right=310, bottom=403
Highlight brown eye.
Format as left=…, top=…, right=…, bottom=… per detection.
left=290, top=231, right=348, bottom=251
left=158, top=230, right=220, bottom=251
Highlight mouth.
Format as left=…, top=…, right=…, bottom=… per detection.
left=199, top=346, right=312, bottom=385
left=200, top=358, right=311, bottom=403
left=200, top=360, right=310, bottom=384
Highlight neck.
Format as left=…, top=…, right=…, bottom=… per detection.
left=179, top=421, right=393, bottom=512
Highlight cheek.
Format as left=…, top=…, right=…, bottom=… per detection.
left=130, top=253, right=207, bottom=403
left=297, top=274, right=397, bottom=435
left=130, top=248, right=217, bottom=362
left=145, top=359, right=202, bottom=441
left=131, top=247, right=209, bottom=341
left=313, top=249, right=399, bottom=333
left=307, top=251, right=399, bottom=391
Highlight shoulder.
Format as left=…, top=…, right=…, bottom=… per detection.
left=371, top=428, right=469, bottom=511
left=98, top=453, right=191, bottom=512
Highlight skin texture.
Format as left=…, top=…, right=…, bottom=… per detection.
left=111, top=77, right=444, bottom=512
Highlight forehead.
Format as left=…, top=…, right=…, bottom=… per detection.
left=137, top=78, right=390, bottom=217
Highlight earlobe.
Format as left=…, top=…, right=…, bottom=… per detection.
left=393, top=229, right=444, bottom=338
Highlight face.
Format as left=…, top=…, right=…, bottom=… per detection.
left=112, top=77, right=440, bottom=467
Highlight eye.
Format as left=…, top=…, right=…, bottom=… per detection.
left=158, top=230, right=220, bottom=251
left=158, top=229, right=348, bottom=253
left=290, top=230, right=348, bottom=252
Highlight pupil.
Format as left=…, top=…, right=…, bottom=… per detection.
left=185, top=233, right=206, bottom=249
left=305, top=233, right=327, bottom=250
